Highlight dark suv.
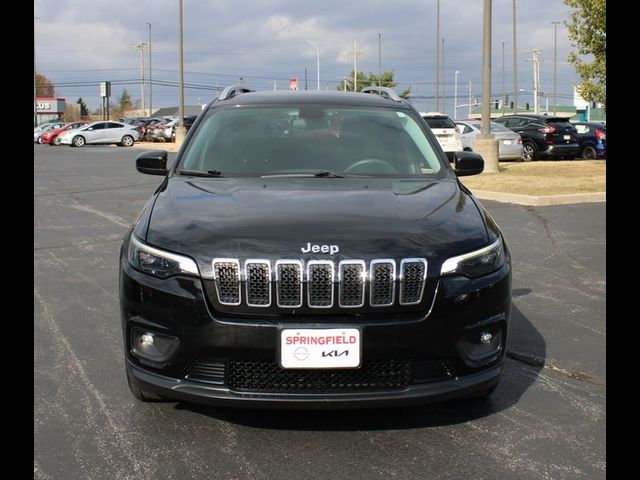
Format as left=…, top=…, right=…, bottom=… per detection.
left=573, top=122, right=606, bottom=159
left=121, top=86, right=512, bottom=408
left=493, top=114, right=579, bottom=161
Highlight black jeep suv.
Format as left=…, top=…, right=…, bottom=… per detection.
left=120, top=86, right=512, bottom=408
left=493, top=114, right=579, bottom=161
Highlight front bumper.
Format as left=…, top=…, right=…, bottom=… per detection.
left=127, top=359, right=502, bottom=409
left=120, top=245, right=511, bottom=408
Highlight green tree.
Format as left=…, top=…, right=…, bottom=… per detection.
left=565, top=0, right=606, bottom=109
left=118, top=88, right=134, bottom=112
left=76, top=97, right=89, bottom=118
left=36, top=73, right=56, bottom=97
left=338, top=70, right=411, bottom=98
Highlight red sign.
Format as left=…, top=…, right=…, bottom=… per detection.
left=289, top=78, right=298, bottom=90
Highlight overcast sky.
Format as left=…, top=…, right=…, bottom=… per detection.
left=35, top=0, right=580, bottom=116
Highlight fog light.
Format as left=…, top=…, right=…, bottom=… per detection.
left=456, top=326, right=503, bottom=367
left=131, top=328, right=179, bottom=363
left=480, top=332, right=493, bottom=344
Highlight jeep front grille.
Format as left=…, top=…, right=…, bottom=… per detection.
left=307, top=261, right=334, bottom=308
left=211, top=258, right=427, bottom=309
left=212, top=259, right=241, bottom=305
left=275, top=260, right=303, bottom=308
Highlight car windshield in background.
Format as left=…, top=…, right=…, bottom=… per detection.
left=180, top=106, right=444, bottom=177
left=423, top=117, right=457, bottom=129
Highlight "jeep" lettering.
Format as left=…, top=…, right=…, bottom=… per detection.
left=301, top=243, right=339, bottom=255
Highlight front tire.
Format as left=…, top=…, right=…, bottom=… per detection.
left=521, top=142, right=537, bottom=161
left=120, top=135, right=134, bottom=147
left=72, top=135, right=86, bottom=147
left=53, top=136, right=62, bottom=146
left=37, top=136, right=44, bottom=144
left=581, top=145, right=596, bottom=160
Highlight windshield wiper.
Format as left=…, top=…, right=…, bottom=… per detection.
left=178, top=169, right=224, bottom=177
left=261, top=170, right=345, bottom=178
left=313, top=170, right=344, bottom=178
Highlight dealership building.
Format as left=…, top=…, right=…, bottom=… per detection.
left=35, top=97, right=66, bottom=126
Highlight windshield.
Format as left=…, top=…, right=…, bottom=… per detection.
left=423, top=117, right=456, bottom=129
left=180, top=106, right=444, bottom=177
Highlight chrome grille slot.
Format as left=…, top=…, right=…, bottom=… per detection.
left=276, top=260, right=303, bottom=308
left=307, top=261, right=334, bottom=308
left=212, top=259, right=241, bottom=305
left=400, top=258, right=427, bottom=305
left=245, top=260, right=271, bottom=307
left=370, top=260, right=396, bottom=307
left=339, top=260, right=365, bottom=307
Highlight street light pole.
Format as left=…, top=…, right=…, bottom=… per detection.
left=175, top=0, right=186, bottom=145
left=476, top=0, right=499, bottom=173
left=552, top=21, right=561, bottom=115
left=378, top=33, right=382, bottom=86
left=502, top=40, right=505, bottom=112
left=34, top=16, right=38, bottom=127
left=435, top=0, right=440, bottom=111
left=306, top=40, right=320, bottom=91
left=512, top=0, right=518, bottom=114
left=146, top=22, right=153, bottom=117
left=442, top=37, right=446, bottom=115
left=134, top=42, right=148, bottom=116
left=454, top=70, right=459, bottom=119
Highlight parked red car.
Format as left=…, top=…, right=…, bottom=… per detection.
left=41, top=121, right=89, bottom=146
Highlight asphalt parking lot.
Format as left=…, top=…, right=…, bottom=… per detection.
left=34, top=144, right=605, bottom=480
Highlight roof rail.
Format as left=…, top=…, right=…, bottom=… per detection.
left=217, top=85, right=255, bottom=101
left=360, top=86, right=402, bottom=102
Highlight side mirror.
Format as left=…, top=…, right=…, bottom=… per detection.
left=136, top=150, right=168, bottom=176
left=453, top=151, right=484, bottom=176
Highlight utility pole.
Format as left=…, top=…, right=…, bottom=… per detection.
left=378, top=33, right=382, bottom=86
left=146, top=22, right=153, bottom=117
left=306, top=40, right=320, bottom=91
left=468, top=81, right=472, bottom=117
left=502, top=41, right=505, bottom=112
left=134, top=42, right=148, bottom=116
left=353, top=40, right=362, bottom=91
left=512, top=0, right=518, bottom=114
left=435, top=0, right=440, bottom=111
left=34, top=16, right=38, bottom=127
left=442, top=37, right=446, bottom=115
left=304, top=67, right=308, bottom=90
left=529, top=49, right=541, bottom=114
left=552, top=21, right=561, bottom=115
left=176, top=0, right=186, bottom=145
left=475, top=0, right=499, bottom=173
left=454, top=70, right=459, bottom=119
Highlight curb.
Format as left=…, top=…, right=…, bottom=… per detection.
left=472, top=190, right=606, bottom=206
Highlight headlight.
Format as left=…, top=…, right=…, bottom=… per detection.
left=440, top=238, right=505, bottom=278
left=128, top=235, right=199, bottom=278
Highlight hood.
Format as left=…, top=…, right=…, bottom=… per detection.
left=145, top=176, right=489, bottom=278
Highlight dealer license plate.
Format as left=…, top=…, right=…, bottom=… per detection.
left=503, top=140, right=512, bottom=145
left=280, top=328, right=361, bottom=369
left=563, top=134, right=571, bottom=140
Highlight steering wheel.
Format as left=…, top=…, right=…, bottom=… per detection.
left=344, top=158, right=398, bottom=174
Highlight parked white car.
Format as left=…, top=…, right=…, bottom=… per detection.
left=419, top=113, right=463, bottom=161
left=455, top=120, right=523, bottom=161
left=58, top=121, right=140, bottom=147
